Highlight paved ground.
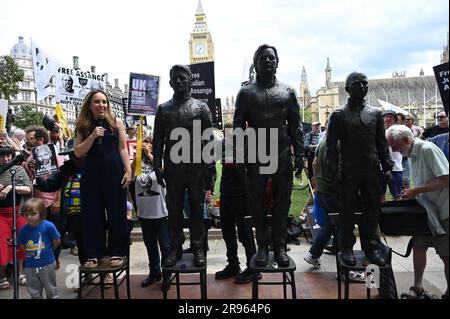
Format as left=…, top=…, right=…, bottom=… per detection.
left=0, top=229, right=447, bottom=299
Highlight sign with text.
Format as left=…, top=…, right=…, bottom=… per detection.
left=127, top=140, right=137, bottom=161
left=214, top=98, right=223, bottom=130
left=55, top=67, right=106, bottom=108
left=189, top=62, right=217, bottom=127
left=127, top=73, right=160, bottom=116
left=33, top=143, right=59, bottom=177
left=433, top=62, right=449, bottom=116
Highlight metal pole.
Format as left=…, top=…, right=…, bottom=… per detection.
left=30, top=38, right=40, bottom=118
left=11, top=167, right=19, bottom=299
left=408, top=90, right=411, bottom=114
left=435, top=83, right=438, bottom=125
left=423, top=87, right=426, bottom=128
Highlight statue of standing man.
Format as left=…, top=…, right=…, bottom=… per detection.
left=152, top=64, right=213, bottom=267
left=326, top=72, right=393, bottom=266
left=233, top=44, right=304, bottom=266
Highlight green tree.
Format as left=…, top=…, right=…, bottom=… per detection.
left=302, top=109, right=313, bottom=123
left=13, top=105, right=44, bottom=129
left=0, top=55, right=24, bottom=100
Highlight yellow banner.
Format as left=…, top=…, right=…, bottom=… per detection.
left=135, top=116, right=143, bottom=176
left=54, top=103, right=72, bottom=139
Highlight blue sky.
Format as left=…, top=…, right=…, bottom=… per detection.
left=0, top=0, right=448, bottom=104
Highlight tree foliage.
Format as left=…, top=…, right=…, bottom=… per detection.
left=13, top=105, right=43, bottom=129
left=0, top=55, right=24, bottom=100
left=301, top=109, right=313, bottom=123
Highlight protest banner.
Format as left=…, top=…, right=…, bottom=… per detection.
left=55, top=67, right=106, bottom=109
left=33, top=143, right=59, bottom=177
left=189, top=61, right=218, bottom=127
left=127, top=73, right=160, bottom=116
left=433, top=62, right=449, bottom=115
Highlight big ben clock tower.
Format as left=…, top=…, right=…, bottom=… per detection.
left=189, top=0, right=214, bottom=64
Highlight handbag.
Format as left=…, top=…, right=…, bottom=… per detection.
left=380, top=199, right=431, bottom=236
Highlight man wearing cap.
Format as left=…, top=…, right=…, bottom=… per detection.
left=304, top=122, right=321, bottom=180
left=49, top=126, right=66, bottom=155
left=327, top=72, right=393, bottom=266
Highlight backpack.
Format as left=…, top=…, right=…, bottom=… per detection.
left=286, top=214, right=303, bottom=245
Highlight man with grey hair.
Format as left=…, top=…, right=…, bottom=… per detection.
left=12, top=128, right=26, bottom=148
left=386, top=124, right=449, bottom=299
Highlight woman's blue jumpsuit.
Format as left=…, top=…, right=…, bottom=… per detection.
left=81, top=123, right=129, bottom=259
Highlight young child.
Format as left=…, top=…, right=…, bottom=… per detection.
left=18, top=198, right=60, bottom=299
left=131, top=137, right=169, bottom=287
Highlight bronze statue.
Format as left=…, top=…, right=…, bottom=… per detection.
left=152, top=64, right=213, bottom=267
left=326, top=72, right=393, bottom=266
left=233, top=44, right=303, bottom=266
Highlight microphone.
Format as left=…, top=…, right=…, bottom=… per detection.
left=0, top=153, right=27, bottom=176
left=96, top=116, right=105, bottom=145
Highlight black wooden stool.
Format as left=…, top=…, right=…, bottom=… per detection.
left=249, top=252, right=296, bottom=299
left=337, top=250, right=395, bottom=299
left=337, top=250, right=371, bottom=299
left=162, top=253, right=207, bottom=299
left=78, top=256, right=130, bottom=299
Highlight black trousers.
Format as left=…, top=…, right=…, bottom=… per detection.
left=165, top=164, right=205, bottom=250
left=340, top=171, right=382, bottom=252
left=246, top=163, right=293, bottom=248
left=67, top=214, right=87, bottom=265
left=220, top=194, right=256, bottom=267
left=307, top=153, right=315, bottom=180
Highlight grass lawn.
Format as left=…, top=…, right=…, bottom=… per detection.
left=212, top=163, right=311, bottom=220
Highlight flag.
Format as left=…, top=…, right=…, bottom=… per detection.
left=54, top=103, right=72, bottom=139
left=135, top=116, right=144, bottom=176
left=0, top=99, right=8, bottom=131
left=377, top=99, right=408, bottom=115
left=31, top=39, right=60, bottom=100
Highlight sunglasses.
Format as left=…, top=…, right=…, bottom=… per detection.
left=437, top=116, right=447, bottom=119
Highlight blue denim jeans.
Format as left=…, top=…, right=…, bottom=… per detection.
left=309, top=192, right=339, bottom=258
left=381, top=171, right=403, bottom=198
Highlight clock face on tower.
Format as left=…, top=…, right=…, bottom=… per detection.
left=194, top=42, right=206, bottom=56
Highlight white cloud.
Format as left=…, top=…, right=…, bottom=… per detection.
left=0, top=0, right=448, bottom=103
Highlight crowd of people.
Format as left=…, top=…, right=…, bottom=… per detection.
left=0, top=66, right=448, bottom=299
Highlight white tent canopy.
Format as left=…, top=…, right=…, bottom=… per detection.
left=377, top=99, right=409, bottom=115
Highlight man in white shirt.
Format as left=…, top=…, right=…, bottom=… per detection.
left=386, top=124, right=448, bottom=299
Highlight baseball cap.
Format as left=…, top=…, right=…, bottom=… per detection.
left=382, top=110, right=397, bottom=117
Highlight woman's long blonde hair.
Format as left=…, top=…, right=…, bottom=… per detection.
left=74, top=89, right=116, bottom=140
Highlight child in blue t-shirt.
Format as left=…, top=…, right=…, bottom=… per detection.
left=18, top=198, right=61, bottom=299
